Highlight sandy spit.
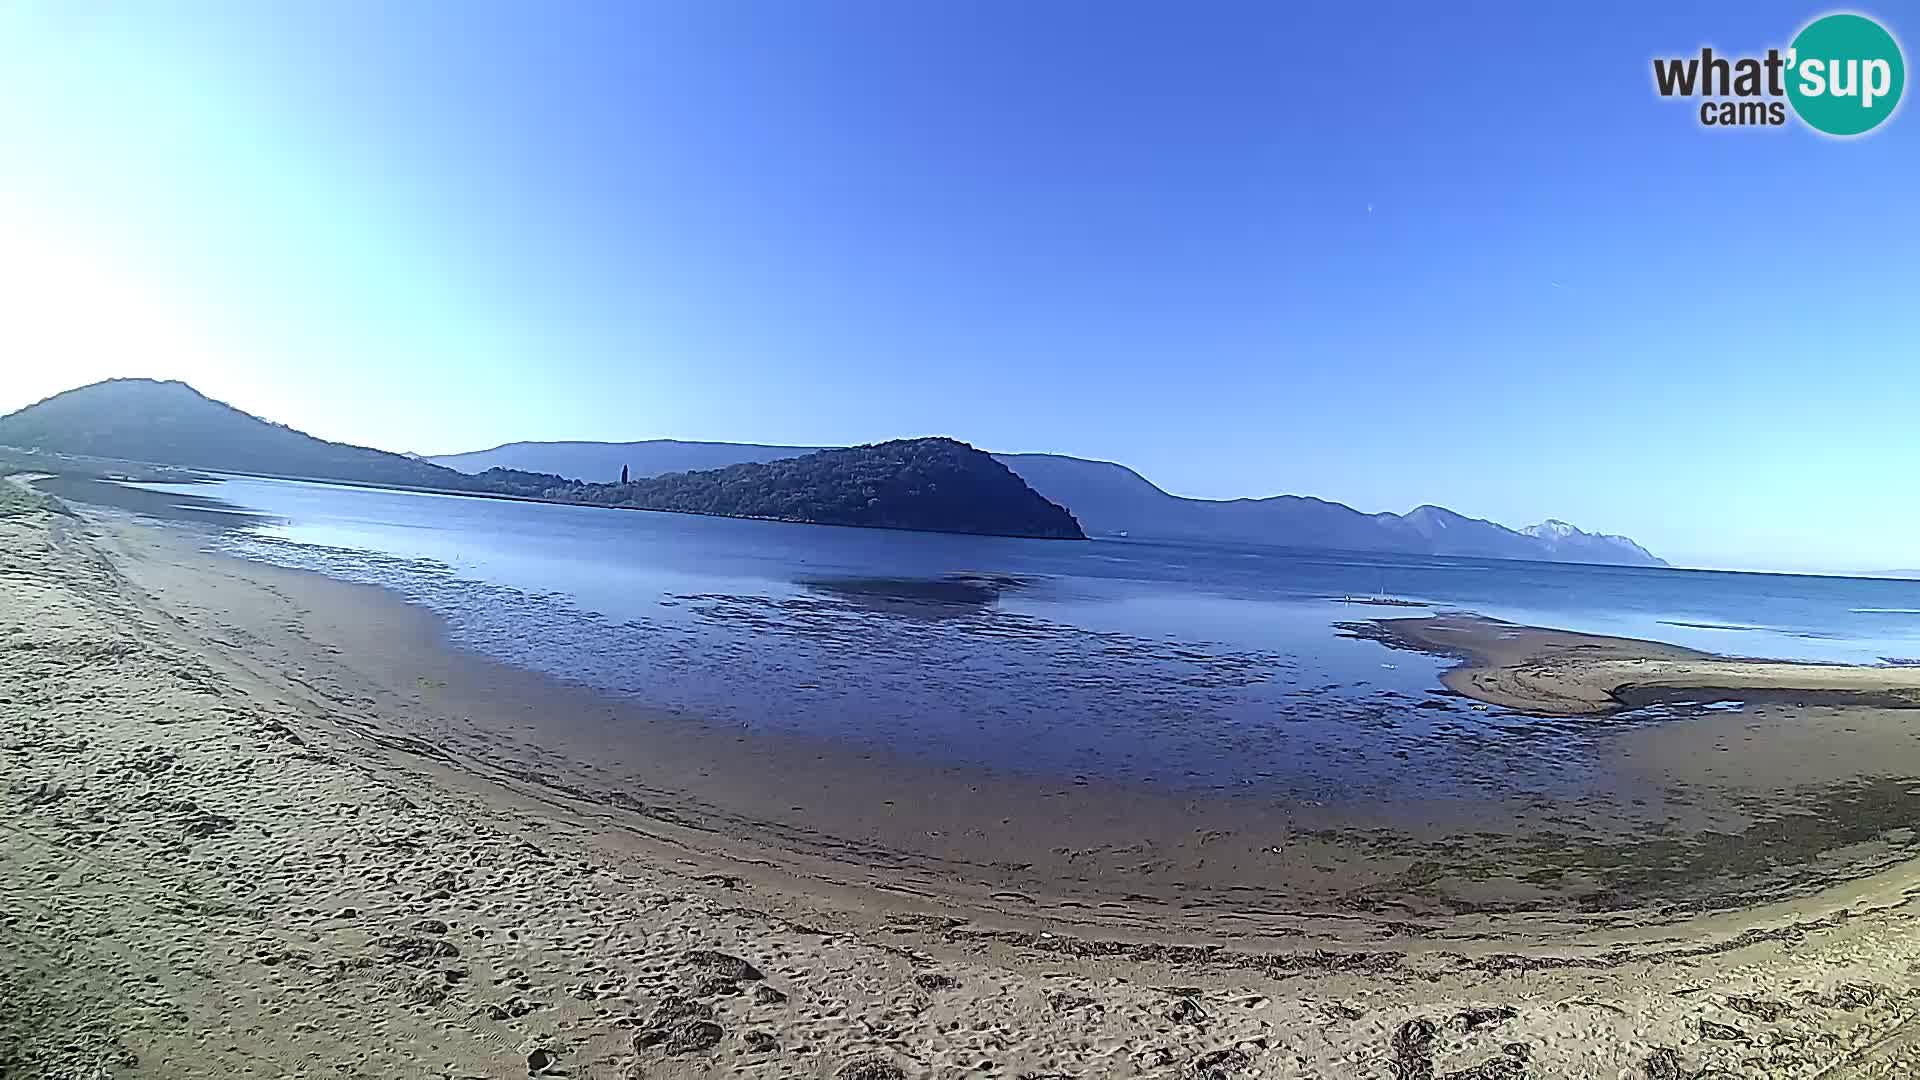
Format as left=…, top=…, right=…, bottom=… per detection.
left=4, top=505, right=1920, bottom=1078
left=1348, top=613, right=1920, bottom=716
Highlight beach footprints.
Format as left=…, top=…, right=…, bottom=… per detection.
left=683, top=948, right=765, bottom=983
left=911, top=971, right=961, bottom=993
left=834, top=1054, right=908, bottom=1080
left=1164, top=994, right=1207, bottom=1026
left=376, top=934, right=461, bottom=964
left=1442, top=1045, right=1531, bottom=1080
left=1638, top=1047, right=1727, bottom=1080
left=1190, top=1045, right=1252, bottom=1079
left=633, top=994, right=724, bottom=1056
left=1391, top=1018, right=1438, bottom=1080
left=1389, top=1015, right=1533, bottom=1080
left=1453, top=1006, right=1517, bottom=1033
left=631, top=949, right=783, bottom=1059
left=742, top=1029, right=779, bottom=1054
left=682, top=946, right=768, bottom=999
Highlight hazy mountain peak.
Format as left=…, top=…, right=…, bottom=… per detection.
left=1520, top=518, right=1660, bottom=565
left=0, top=378, right=476, bottom=491
left=1524, top=519, right=1581, bottom=538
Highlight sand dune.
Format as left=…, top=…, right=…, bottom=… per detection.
left=4, top=501, right=1920, bottom=1078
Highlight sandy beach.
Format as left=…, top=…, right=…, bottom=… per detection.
left=6, top=498, right=1920, bottom=1079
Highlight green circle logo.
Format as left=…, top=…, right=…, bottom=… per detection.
left=1787, top=13, right=1905, bottom=136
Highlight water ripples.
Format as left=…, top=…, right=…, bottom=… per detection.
left=215, top=530, right=1625, bottom=804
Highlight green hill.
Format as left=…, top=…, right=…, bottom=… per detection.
left=546, top=439, right=1084, bottom=538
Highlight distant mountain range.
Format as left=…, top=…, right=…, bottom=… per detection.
left=0, top=379, right=1659, bottom=561
left=0, top=380, right=1083, bottom=539
left=433, top=439, right=1666, bottom=566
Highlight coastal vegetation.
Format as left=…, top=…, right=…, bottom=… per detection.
left=533, top=438, right=1083, bottom=538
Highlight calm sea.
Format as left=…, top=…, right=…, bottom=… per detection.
left=101, top=475, right=1920, bottom=804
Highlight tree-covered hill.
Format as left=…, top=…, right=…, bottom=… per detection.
left=541, top=439, right=1085, bottom=538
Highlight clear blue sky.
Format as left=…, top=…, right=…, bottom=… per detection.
left=1, top=3, right=1914, bottom=572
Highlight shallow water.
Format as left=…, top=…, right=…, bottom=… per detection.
left=84, top=475, right=1920, bottom=810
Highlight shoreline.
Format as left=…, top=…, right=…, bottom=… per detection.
left=1344, top=612, right=1920, bottom=716
left=99, top=506, right=1920, bottom=929
left=37, top=495, right=1920, bottom=926
left=7, top=503, right=1920, bottom=1075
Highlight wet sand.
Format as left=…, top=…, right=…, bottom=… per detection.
left=7, top=494, right=1920, bottom=1077
left=82, top=511, right=1920, bottom=929
left=1347, top=612, right=1920, bottom=715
